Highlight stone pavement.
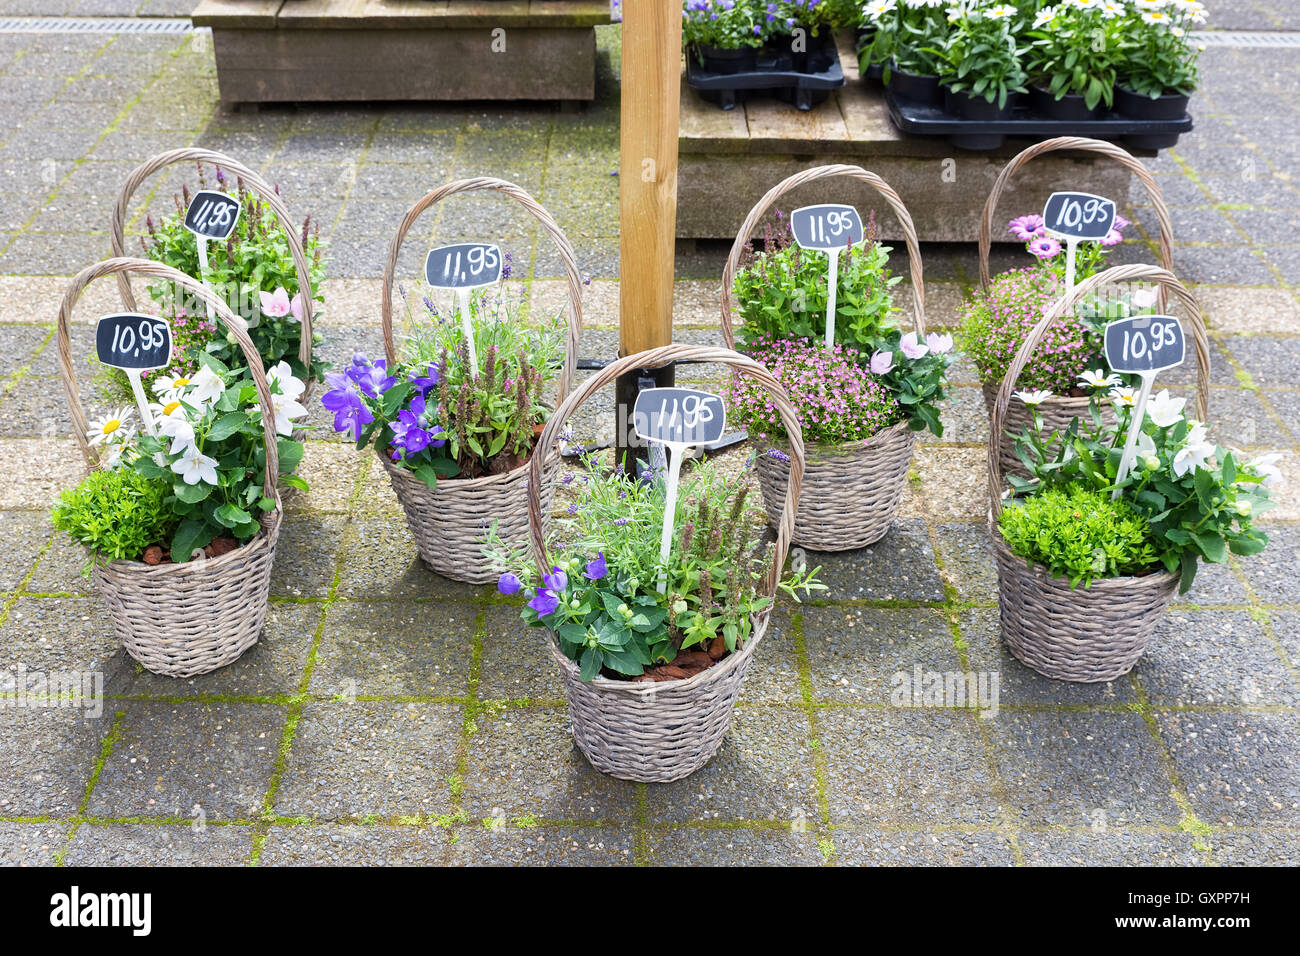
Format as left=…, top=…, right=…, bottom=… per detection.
left=0, top=7, right=1298, bottom=866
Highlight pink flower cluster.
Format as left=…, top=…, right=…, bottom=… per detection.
left=1008, top=212, right=1131, bottom=256
left=959, top=268, right=1101, bottom=393
left=727, top=336, right=903, bottom=446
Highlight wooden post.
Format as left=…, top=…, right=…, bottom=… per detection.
left=616, top=0, right=681, bottom=471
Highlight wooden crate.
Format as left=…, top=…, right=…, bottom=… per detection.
left=678, top=33, right=1146, bottom=243
left=193, top=0, right=611, bottom=107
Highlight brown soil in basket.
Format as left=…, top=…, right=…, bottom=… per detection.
left=631, top=638, right=731, bottom=683
left=452, top=426, right=543, bottom=480
left=140, top=536, right=241, bottom=565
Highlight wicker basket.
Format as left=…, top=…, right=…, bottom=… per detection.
left=720, top=163, right=927, bottom=550
left=989, top=264, right=1211, bottom=682
left=376, top=177, right=583, bottom=584
left=526, top=344, right=806, bottom=782
left=108, top=147, right=318, bottom=385
left=57, top=259, right=286, bottom=677
left=976, top=137, right=1176, bottom=478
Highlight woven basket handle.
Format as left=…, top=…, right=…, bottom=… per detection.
left=987, top=264, right=1211, bottom=519
left=108, top=147, right=316, bottom=369
left=527, top=344, right=806, bottom=599
left=720, top=163, right=926, bottom=349
left=977, top=136, right=1175, bottom=292
left=58, top=257, right=282, bottom=501
left=380, top=176, right=584, bottom=403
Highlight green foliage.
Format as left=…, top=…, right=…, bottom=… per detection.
left=1027, top=2, right=1120, bottom=110
left=138, top=163, right=328, bottom=383
left=858, top=0, right=951, bottom=77
left=492, top=457, right=824, bottom=681
left=731, top=212, right=900, bottom=354
left=928, top=5, right=1028, bottom=108
left=52, top=468, right=176, bottom=565
left=1114, top=2, right=1204, bottom=97
left=999, top=484, right=1158, bottom=587
left=1005, top=387, right=1275, bottom=593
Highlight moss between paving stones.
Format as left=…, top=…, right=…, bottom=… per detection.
left=258, top=822, right=448, bottom=866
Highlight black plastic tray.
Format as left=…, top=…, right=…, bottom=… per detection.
left=685, top=36, right=845, bottom=111
left=886, top=93, right=1193, bottom=151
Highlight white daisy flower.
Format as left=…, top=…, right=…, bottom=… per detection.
left=1015, top=389, right=1053, bottom=406
left=1078, top=369, right=1122, bottom=390
left=87, top=406, right=134, bottom=447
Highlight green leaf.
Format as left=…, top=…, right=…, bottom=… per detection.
left=214, top=502, right=252, bottom=529
left=412, top=463, right=439, bottom=491
left=170, top=519, right=213, bottom=562
left=173, top=480, right=212, bottom=504
left=578, top=647, right=603, bottom=682
left=432, top=458, right=461, bottom=478
left=206, top=411, right=249, bottom=442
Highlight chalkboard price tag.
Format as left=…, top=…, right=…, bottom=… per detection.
left=633, top=388, right=727, bottom=449
left=425, top=243, right=503, bottom=291
left=1104, top=314, right=1185, bottom=374
left=790, top=204, right=864, bottom=251
left=95, top=313, right=173, bottom=372
left=1042, top=191, right=1116, bottom=242
left=183, top=190, right=241, bottom=241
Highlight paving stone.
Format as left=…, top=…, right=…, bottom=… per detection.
left=0, top=820, right=66, bottom=865
left=122, top=602, right=319, bottom=700
left=1137, top=609, right=1299, bottom=707
left=309, top=600, right=474, bottom=699
left=1174, top=558, right=1251, bottom=608
left=991, top=710, right=1182, bottom=829
left=1209, top=829, right=1300, bottom=866
left=803, top=606, right=961, bottom=706
left=1221, top=336, right=1300, bottom=389
left=641, top=708, right=816, bottom=824
left=287, top=441, right=362, bottom=513
left=476, top=604, right=567, bottom=702
left=932, top=521, right=997, bottom=604
left=803, top=518, right=945, bottom=602
left=959, top=607, right=1137, bottom=706
left=1237, top=525, right=1300, bottom=605
left=734, top=607, right=803, bottom=705
left=274, top=701, right=460, bottom=820
left=918, top=383, right=987, bottom=446
left=88, top=701, right=284, bottom=821
left=821, top=709, right=998, bottom=827
left=460, top=709, right=638, bottom=823
left=64, top=823, right=253, bottom=866
left=1016, top=829, right=1203, bottom=866
left=833, top=827, right=1016, bottom=866
left=645, top=826, right=823, bottom=866
left=1264, top=610, right=1300, bottom=674
left=0, top=597, right=129, bottom=692
left=1173, top=245, right=1278, bottom=287
left=0, top=706, right=114, bottom=816
left=269, top=513, right=346, bottom=599
left=1158, top=711, right=1300, bottom=829
left=449, top=825, right=634, bottom=866
left=260, top=823, right=447, bottom=866
left=0, top=510, right=50, bottom=589
left=335, top=515, right=485, bottom=601
left=26, top=523, right=94, bottom=596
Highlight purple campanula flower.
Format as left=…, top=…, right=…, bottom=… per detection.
left=584, top=552, right=607, bottom=581
left=498, top=572, right=522, bottom=595
left=528, top=588, right=561, bottom=616
left=543, top=566, right=568, bottom=593
left=321, top=374, right=374, bottom=441
left=408, top=362, right=441, bottom=393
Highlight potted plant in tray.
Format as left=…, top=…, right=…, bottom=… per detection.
left=1026, top=0, right=1120, bottom=120
left=929, top=2, right=1027, bottom=142
left=682, top=0, right=765, bottom=73
left=493, top=344, right=824, bottom=782
left=54, top=260, right=308, bottom=677
left=860, top=0, right=950, bottom=103
left=991, top=269, right=1276, bottom=682
left=960, top=208, right=1134, bottom=476
left=1113, top=0, right=1207, bottom=141
left=323, top=274, right=569, bottom=583
left=728, top=210, right=955, bottom=549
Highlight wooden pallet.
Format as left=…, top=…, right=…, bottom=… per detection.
left=678, top=33, right=1146, bottom=242
left=193, top=0, right=612, bottom=107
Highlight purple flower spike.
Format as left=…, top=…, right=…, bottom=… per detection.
left=584, top=552, right=607, bottom=581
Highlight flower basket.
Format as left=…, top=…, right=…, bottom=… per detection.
left=377, top=176, right=583, bottom=584
left=108, top=147, right=319, bottom=401
left=720, top=163, right=928, bottom=551
left=526, top=344, right=805, bottom=782
left=976, top=137, right=1176, bottom=479
left=57, top=258, right=285, bottom=677
left=989, top=264, right=1211, bottom=682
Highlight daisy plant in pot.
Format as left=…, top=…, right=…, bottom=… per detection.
left=991, top=269, right=1276, bottom=682
left=1026, top=0, right=1123, bottom=120
left=1114, top=0, right=1207, bottom=115
left=928, top=2, right=1027, bottom=117
left=722, top=167, right=955, bottom=551
left=860, top=0, right=950, bottom=101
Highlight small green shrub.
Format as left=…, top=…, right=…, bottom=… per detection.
left=52, top=469, right=176, bottom=565
left=998, top=484, right=1158, bottom=588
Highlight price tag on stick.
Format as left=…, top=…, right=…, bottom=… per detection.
left=425, top=242, right=503, bottom=377
left=1104, top=313, right=1186, bottom=494
left=1042, top=191, right=1116, bottom=297
left=95, top=313, right=173, bottom=437
left=790, top=204, right=864, bottom=350
left=633, top=387, right=727, bottom=593
left=183, top=190, right=241, bottom=325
